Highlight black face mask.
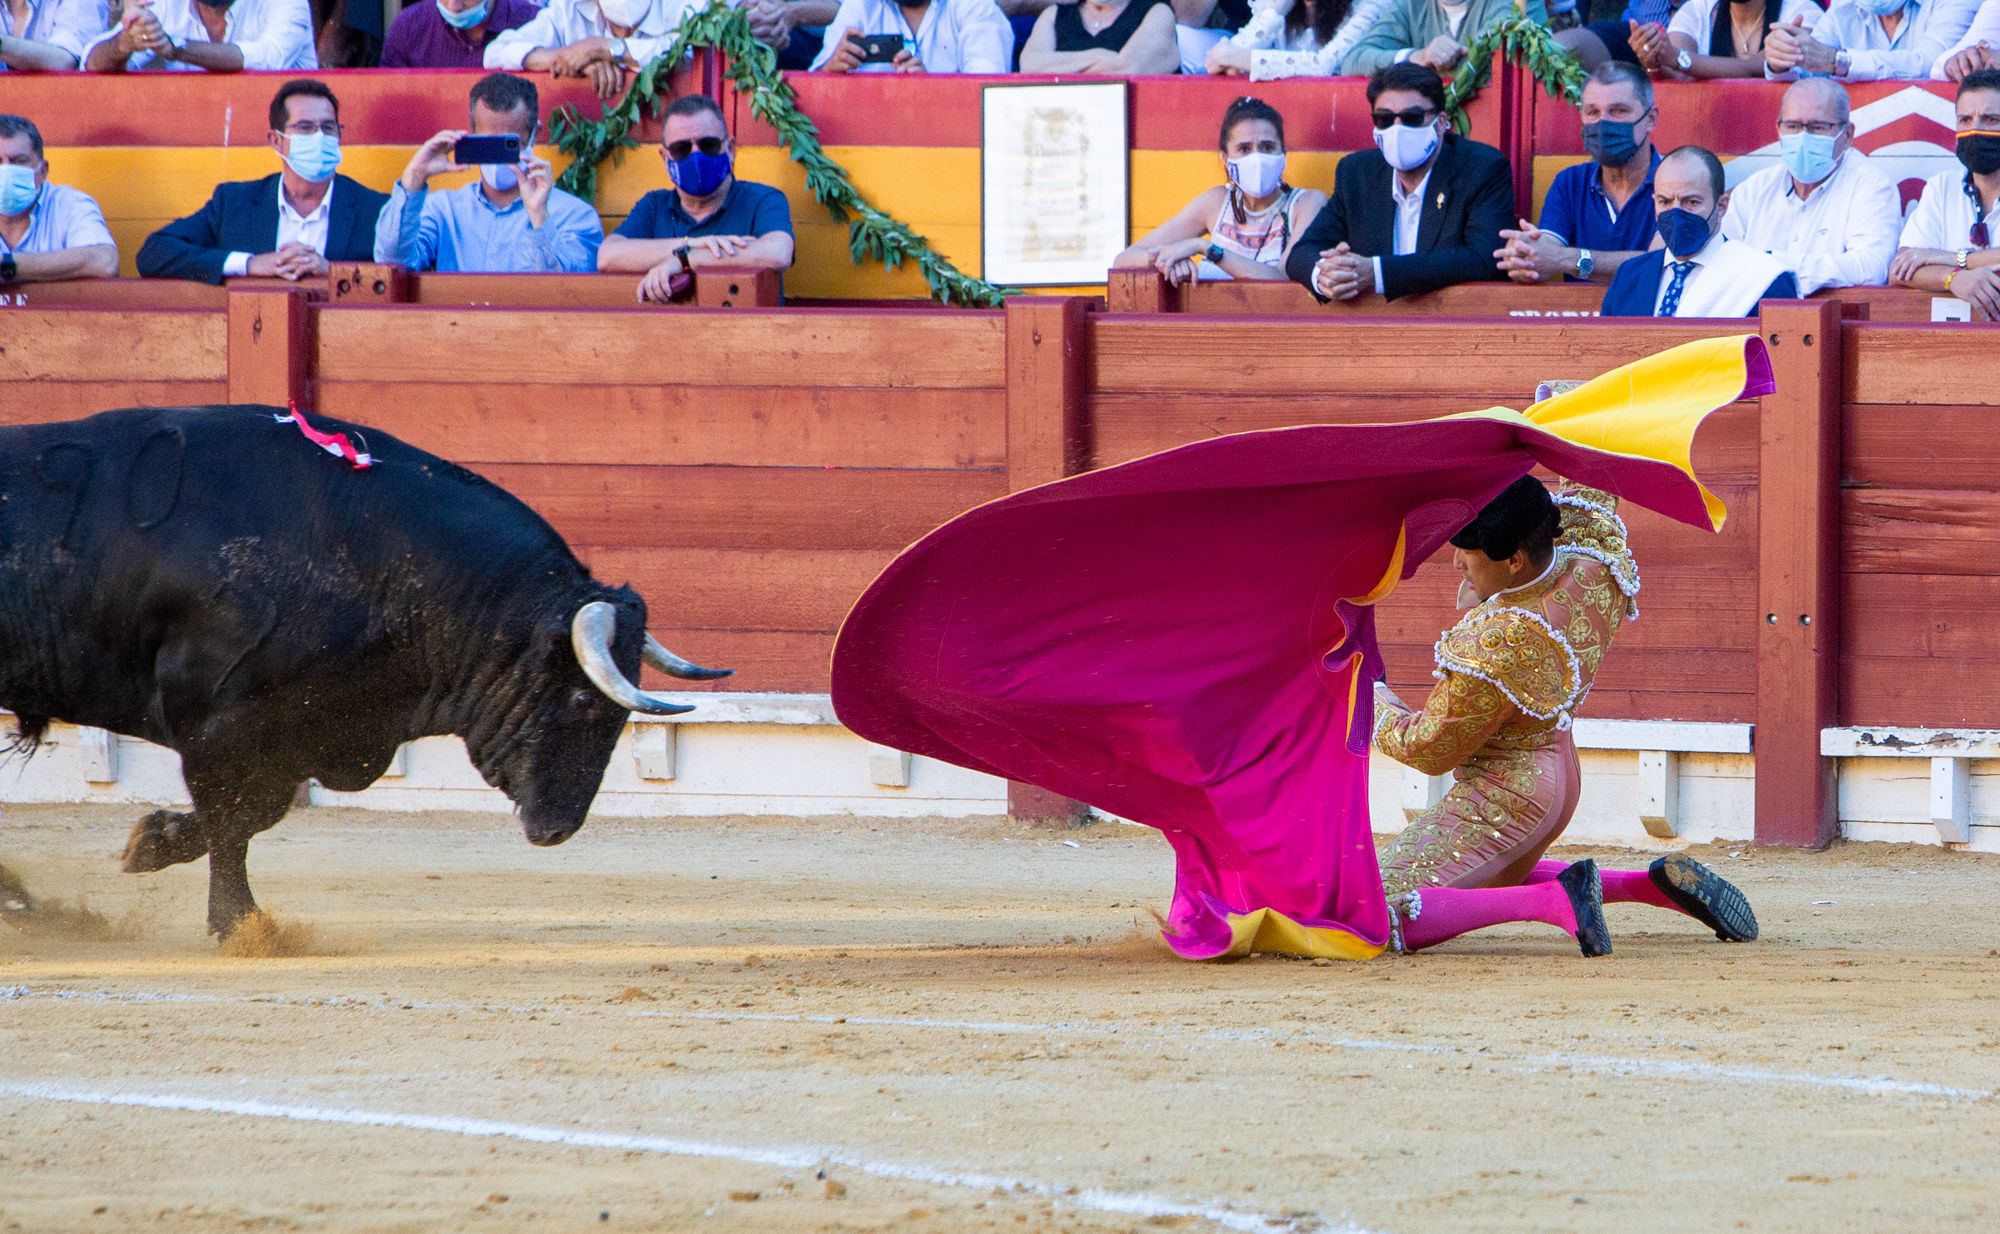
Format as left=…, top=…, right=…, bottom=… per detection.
left=1959, top=131, right=2000, bottom=177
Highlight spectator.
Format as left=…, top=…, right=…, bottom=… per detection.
left=1764, top=0, right=1978, bottom=80
left=812, top=0, right=1014, bottom=71
left=596, top=93, right=795, bottom=303
left=1285, top=62, right=1513, bottom=302
left=0, top=114, right=116, bottom=283
left=84, top=0, right=317, bottom=70
left=485, top=0, right=697, bottom=101
left=1114, top=97, right=1328, bottom=285
left=1018, top=0, right=1177, bottom=72
left=1720, top=78, right=1899, bottom=292
left=1630, top=0, right=1819, bottom=78
left=137, top=80, right=384, bottom=285
left=1889, top=67, right=2000, bottom=316
left=1600, top=145, right=1797, bottom=315
left=381, top=0, right=539, bottom=67
left=1496, top=62, right=1659, bottom=285
left=1936, top=0, right=1998, bottom=78
left=1340, top=0, right=1548, bottom=76
left=1555, top=0, right=1687, bottom=72
left=376, top=73, right=602, bottom=274
left=1203, top=0, right=1388, bottom=79
left=1, top=0, right=106, bottom=69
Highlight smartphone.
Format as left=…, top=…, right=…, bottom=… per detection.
left=453, top=134, right=523, bottom=166
left=855, top=32, right=904, bottom=64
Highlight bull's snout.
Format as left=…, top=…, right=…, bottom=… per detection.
left=525, top=823, right=580, bottom=847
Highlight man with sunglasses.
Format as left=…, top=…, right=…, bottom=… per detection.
left=1284, top=62, right=1513, bottom=303
left=377, top=72, right=603, bottom=274
left=1890, top=67, right=2000, bottom=318
left=1718, top=77, right=1899, bottom=294
left=597, top=94, right=794, bottom=304
left=137, top=80, right=387, bottom=285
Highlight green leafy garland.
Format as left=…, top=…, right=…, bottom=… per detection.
left=1442, top=8, right=1588, bottom=136
left=553, top=1, right=1013, bottom=307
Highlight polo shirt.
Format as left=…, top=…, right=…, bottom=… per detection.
left=1536, top=149, right=1662, bottom=262
left=0, top=182, right=115, bottom=256
left=380, top=0, right=539, bottom=68
left=613, top=180, right=794, bottom=241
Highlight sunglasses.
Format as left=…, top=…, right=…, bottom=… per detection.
left=665, top=136, right=726, bottom=160
left=1371, top=107, right=1437, bottom=130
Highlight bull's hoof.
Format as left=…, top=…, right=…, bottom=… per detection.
left=207, top=905, right=257, bottom=940
left=121, top=810, right=207, bottom=874
left=0, top=862, right=35, bottom=921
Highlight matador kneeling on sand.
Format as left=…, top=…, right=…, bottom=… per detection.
left=1371, top=476, right=1760, bottom=956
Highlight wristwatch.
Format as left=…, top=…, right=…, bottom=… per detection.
left=0, top=252, right=16, bottom=284
left=1956, top=248, right=1972, bottom=269
left=1674, top=48, right=1691, bottom=72
left=674, top=242, right=692, bottom=273
left=161, top=33, right=183, bottom=60
left=1204, top=242, right=1226, bottom=265
left=1833, top=49, right=1852, bottom=77
left=608, top=35, right=629, bottom=60
left=1575, top=248, right=1594, bottom=280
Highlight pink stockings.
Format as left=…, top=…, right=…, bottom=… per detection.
left=1522, top=859, right=1679, bottom=911
left=1394, top=860, right=1691, bottom=953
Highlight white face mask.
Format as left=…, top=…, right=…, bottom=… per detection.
left=597, top=0, right=651, bottom=27
left=1226, top=151, right=1286, bottom=199
left=1374, top=120, right=1441, bottom=172
left=480, top=161, right=520, bottom=192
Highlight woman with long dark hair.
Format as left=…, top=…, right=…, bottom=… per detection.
left=1630, top=0, right=1818, bottom=78
left=1204, top=0, right=1387, bottom=77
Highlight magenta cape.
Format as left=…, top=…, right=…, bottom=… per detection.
left=831, top=337, right=1775, bottom=959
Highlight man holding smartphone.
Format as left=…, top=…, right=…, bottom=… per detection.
left=596, top=94, right=795, bottom=303
left=811, top=0, right=1015, bottom=72
left=375, top=72, right=602, bottom=274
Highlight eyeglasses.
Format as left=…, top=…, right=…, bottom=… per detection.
left=1371, top=107, right=1437, bottom=130
left=281, top=122, right=343, bottom=137
left=665, top=136, right=726, bottom=160
left=1776, top=120, right=1844, bottom=138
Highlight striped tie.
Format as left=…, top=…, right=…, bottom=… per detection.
left=1656, top=260, right=1695, bottom=317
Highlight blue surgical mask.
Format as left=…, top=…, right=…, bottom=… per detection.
left=1779, top=130, right=1839, bottom=186
left=1852, top=0, right=1903, bottom=14
left=667, top=148, right=732, bottom=198
left=0, top=164, right=38, bottom=217
left=480, top=161, right=520, bottom=192
left=283, top=131, right=342, bottom=183
left=1656, top=206, right=1715, bottom=260
left=437, top=0, right=489, bottom=27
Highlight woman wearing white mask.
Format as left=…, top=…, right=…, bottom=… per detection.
left=1113, top=98, right=1327, bottom=286
left=484, top=0, right=700, bottom=100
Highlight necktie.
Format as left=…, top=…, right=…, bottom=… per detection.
left=1657, top=260, right=1694, bottom=317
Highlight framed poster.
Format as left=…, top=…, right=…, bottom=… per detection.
left=981, top=81, right=1130, bottom=287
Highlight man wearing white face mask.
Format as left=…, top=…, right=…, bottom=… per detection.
left=377, top=73, right=603, bottom=275
left=0, top=114, right=116, bottom=284
left=485, top=0, right=699, bottom=101
left=1285, top=62, right=1514, bottom=302
left=382, top=0, right=539, bottom=67
left=1719, top=77, right=1900, bottom=293
left=137, top=81, right=388, bottom=285
left=1764, top=0, right=1977, bottom=79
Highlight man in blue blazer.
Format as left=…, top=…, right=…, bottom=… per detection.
left=1285, top=62, right=1515, bottom=303
left=1600, top=145, right=1797, bottom=318
left=138, top=80, right=389, bottom=285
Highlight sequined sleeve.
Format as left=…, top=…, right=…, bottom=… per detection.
left=1553, top=483, right=1639, bottom=604
left=1373, top=671, right=1515, bottom=776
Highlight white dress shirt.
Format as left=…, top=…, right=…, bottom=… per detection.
left=1669, top=0, right=1820, bottom=48
left=1651, top=234, right=1792, bottom=316
left=0, top=0, right=109, bottom=69
left=219, top=178, right=334, bottom=278
left=1764, top=0, right=1979, bottom=80
left=1899, top=167, right=2000, bottom=250
left=1720, top=149, right=1900, bottom=293
left=1934, top=0, right=2000, bottom=75
left=82, top=0, right=316, bottom=70
left=1310, top=164, right=1431, bottom=298
left=485, top=0, right=699, bottom=70
left=809, top=0, right=1013, bottom=72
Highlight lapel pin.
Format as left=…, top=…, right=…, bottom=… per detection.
left=1435, top=192, right=1446, bottom=208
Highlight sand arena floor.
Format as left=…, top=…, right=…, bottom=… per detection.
left=2, top=805, right=1997, bottom=1234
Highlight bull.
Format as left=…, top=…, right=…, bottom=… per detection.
left=0, top=405, right=727, bottom=937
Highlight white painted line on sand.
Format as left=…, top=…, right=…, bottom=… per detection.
left=6, top=985, right=1991, bottom=1103
left=0, top=1079, right=1365, bottom=1234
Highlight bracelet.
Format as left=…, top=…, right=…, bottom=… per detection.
left=1946, top=270, right=1958, bottom=293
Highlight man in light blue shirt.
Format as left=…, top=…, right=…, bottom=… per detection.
left=1765, top=0, right=1979, bottom=80
left=375, top=72, right=602, bottom=274
left=0, top=0, right=108, bottom=70
left=0, top=114, right=118, bottom=283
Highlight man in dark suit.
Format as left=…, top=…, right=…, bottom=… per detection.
left=1285, top=62, right=1514, bottom=303
left=138, top=80, right=388, bottom=285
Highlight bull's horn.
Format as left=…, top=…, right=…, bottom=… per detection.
left=570, top=602, right=695, bottom=716
left=644, top=634, right=733, bottom=681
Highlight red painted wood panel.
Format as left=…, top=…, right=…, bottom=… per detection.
left=1844, top=405, right=2000, bottom=489
left=0, top=381, right=230, bottom=423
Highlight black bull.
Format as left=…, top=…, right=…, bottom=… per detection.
left=0, top=405, right=728, bottom=937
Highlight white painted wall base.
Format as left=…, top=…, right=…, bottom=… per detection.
left=2, top=702, right=1998, bottom=852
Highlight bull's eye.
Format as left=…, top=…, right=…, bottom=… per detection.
left=569, top=688, right=597, bottom=711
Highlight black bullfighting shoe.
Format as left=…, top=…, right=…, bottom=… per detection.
left=0, top=862, right=35, bottom=922
left=1557, top=858, right=1613, bottom=958
left=1649, top=853, right=1759, bottom=942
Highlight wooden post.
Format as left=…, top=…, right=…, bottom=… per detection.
left=1754, top=301, right=1842, bottom=847
left=693, top=267, right=782, bottom=308
left=325, top=261, right=409, bottom=304
left=1003, top=295, right=1096, bottom=824
left=1105, top=267, right=1176, bottom=313
left=226, top=286, right=313, bottom=408
left=1491, top=51, right=1535, bottom=225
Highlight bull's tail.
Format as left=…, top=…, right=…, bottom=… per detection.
left=3, top=714, right=50, bottom=761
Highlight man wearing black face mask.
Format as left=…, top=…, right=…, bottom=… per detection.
left=1497, top=62, right=1659, bottom=285
left=1599, top=144, right=1796, bottom=317
left=1889, top=68, right=2000, bottom=319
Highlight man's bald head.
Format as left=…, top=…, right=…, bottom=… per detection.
left=1782, top=76, right=1851, bottom=128
left=1659, top=145, right=1725, bottom=201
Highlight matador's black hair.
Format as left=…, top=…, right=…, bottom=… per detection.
left=1450, top=476, right=1560, bottom=563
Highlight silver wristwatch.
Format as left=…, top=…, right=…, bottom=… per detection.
left=1674, top=48, right=1691, bottom=72
left=1575, top=248, right=1594, bottom=280
left=608, top=35, right=629, bottom=60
